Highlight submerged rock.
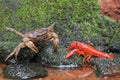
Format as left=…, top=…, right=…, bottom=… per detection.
left=3, top=62, right=48, bottom=79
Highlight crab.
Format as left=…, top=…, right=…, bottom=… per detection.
left=5, top=22, right=59, bottom=61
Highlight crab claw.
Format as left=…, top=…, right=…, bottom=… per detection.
left=22, top=37, right=39, bottom=53
left=53, top=38, right=59, bottom=52
left=24, top=41, right=39, bottom=53
left=51, top=32, right=59, bottom=52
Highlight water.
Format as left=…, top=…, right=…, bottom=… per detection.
left=0, top=63, right=119, bottom=80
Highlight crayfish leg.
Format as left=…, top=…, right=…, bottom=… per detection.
left=82, top=55, right=91, bottom=64
left=86, top=55, right=92, bottom=62
left=78, top=51, right=84, bottom=57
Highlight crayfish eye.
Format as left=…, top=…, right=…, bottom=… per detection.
left=67, top=44, right=73, bottom=50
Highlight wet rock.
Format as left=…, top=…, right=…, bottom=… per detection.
left=37, top=44, right=83, bottom=68
left=90, top=53, right=120, bottom=77
left=3, top=62, right=48, bottom=79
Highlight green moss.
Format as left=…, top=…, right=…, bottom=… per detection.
left=0, top=0, right=120, bottom=50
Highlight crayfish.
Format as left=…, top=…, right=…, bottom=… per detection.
left=66, top=41, right=114, bottom=63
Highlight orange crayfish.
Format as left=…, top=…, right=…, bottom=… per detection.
left=66, top=41, right=114, bottom=62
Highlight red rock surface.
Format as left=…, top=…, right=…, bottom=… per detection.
left=100, top=0, right=120, bottom=21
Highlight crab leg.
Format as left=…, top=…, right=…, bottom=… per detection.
left=5, top=27, right=24, bottom=37
left=5, top=43, right=25, bottom=61
left=5, top=40, right=39, bottom=61
left=5, top=50, right=16, bottom=61
left=14, top=46, right=21, bottom=60
left=82, top=55, right=92, bottom=64
left=47, top=22, right=56, bottom=32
